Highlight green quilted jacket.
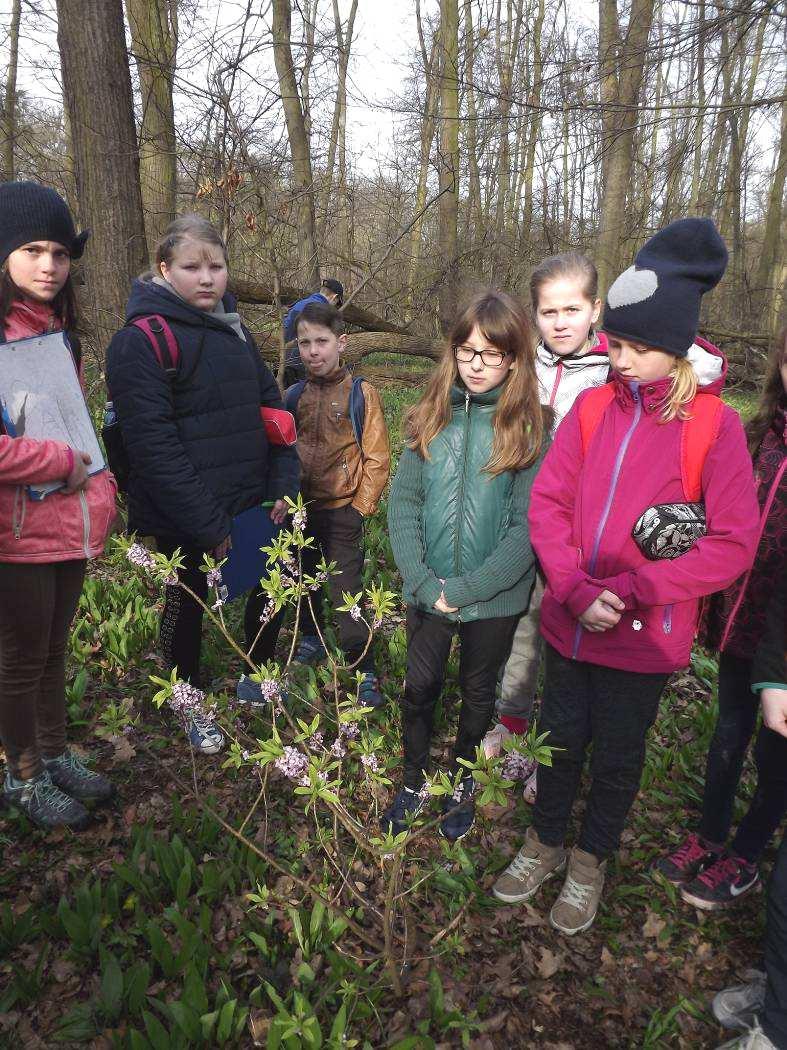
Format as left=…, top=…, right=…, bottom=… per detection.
left=388, top=383, right=547, bottom=622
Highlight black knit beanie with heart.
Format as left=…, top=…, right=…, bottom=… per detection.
left=602, top=218, right=728, bottom=358
left=0, top=181, right=89, bottom=267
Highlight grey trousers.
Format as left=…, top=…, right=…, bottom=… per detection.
left=498, top=573, right=544, bottom=720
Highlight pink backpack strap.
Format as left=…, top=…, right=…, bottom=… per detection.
left=680, top=393, right=723, bottom=502
left=578, top=383, right=616, bottom=454
left=130, top=314, right=179, bottom=373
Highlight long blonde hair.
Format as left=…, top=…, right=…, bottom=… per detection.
left=660, top=357, right=699, bottom=422
left=405, top=290, right=546, bottom=475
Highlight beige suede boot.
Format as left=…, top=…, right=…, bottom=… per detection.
left=492, top=826, right=567, bottom=904
left=549, top=847, right=607, bottom=935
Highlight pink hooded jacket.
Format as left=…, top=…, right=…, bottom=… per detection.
left=0, top=300, right=117, bottom=564
left=529, top=339, right=759, bottom=673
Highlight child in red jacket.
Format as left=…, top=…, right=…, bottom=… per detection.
left=0, top=182, right=117, bottom=832
left=491, top=218, right=759, bottom=935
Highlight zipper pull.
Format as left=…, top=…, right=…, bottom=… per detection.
left=465, top=392, right=470, bottom=414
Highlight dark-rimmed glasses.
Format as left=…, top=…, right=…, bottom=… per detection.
left=453, top=344, right=508, bottom=368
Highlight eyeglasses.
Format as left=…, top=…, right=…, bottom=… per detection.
left=453, top=344, right=508, bottom=368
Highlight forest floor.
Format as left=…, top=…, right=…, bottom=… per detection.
left=0, top=380, right=775, bottom=1050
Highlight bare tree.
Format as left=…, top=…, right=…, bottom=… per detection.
left=1, top=0, right=21, bottom=182
left=56, top=0, right=147, bottom=348
left=437, top=0, right=459, bottom=331
left=126, top=0, right=179, bottom=260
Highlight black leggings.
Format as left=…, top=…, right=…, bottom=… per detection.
left=401, top=607, right=519, bottom=789
left=534, top=644, right=668, bottom=859
left=157, top=542, right=284, bottom=686
left=699, top=651, right=787, bottom=863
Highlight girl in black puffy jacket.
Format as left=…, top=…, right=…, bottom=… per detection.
left=106, top=215, right=299, bottom=754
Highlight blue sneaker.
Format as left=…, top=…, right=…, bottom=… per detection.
left=186, top=714, right=224, bottom=755
left=236, top=675, right=288, bottom=706
left=381, top=787, right=427, bottom=836
left=440, top=775, right=475, bottom=842
left=358, top=672, right=384, bottom=709
left=294, top=635, right=326, bottom=666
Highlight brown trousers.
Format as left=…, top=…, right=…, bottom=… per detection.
left=0, top=559, right=86, bottom=780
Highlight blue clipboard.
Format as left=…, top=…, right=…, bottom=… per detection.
left=219, top=503, right=282, bottom=603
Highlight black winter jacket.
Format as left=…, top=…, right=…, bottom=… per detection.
left=105, top=279, right=300, bottom=550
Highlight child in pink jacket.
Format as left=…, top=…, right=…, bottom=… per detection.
left=491, top=218, right=759, bottom=935
left=0, top=182, right=117, bottom=832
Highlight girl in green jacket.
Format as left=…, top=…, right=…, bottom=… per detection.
left=383, top=290, right=550, bottom=842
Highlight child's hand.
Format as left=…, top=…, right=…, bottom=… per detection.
left=579, top=589, right=625, bottom=632
left=63, top=449, right=91, bottom=493
left=434, top=580, right=458, bottom=614
left=269, top=499, right=288, bottom=524
left=761, top=688, right=787, bottom=738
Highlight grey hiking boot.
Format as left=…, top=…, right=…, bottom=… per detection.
left=43, top=749, right=114, bottom=802
left=3, top=769, right=89, bottom=830
left=715, top=1022, right=778, bottom=1049
left=712, top=970, right=767, bottom=1031
left=550, top=847, right=607, bottom=935
left=492, top=826, right=567, bottom=904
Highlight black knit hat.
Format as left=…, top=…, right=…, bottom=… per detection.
left=602, top=218, right=727, bottom=357
left=0, top=181, right=89, bottom=267
left=321, top=277, right=344, bottom=303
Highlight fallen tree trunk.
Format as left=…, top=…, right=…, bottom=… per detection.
left=230, top=278, right=410, bottom=335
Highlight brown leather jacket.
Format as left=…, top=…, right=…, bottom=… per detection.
left=295, top=367, right=390, bottom=515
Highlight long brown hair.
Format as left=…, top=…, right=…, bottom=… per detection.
left=0, top=268, right=79, bottom=332
left=746, top=325, right=787, bottom=455
left=405, top=290, right=545, bottom=475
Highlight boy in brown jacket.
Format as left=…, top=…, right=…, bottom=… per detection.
left=287, top=301, right=390, bottom=707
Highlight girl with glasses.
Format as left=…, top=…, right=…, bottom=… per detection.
left=382, top=289, right=550, bottom=842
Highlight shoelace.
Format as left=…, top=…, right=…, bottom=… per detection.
left=558, top=875, right=592, bottom=910
left=27, top=776, right=73, bottom=814
left=507, top=848, right=541, bottom=878
left=191, top=713, right=222, bottom=737
left=698, top=854, right=746, bottom=889
left=56, top=751, right=97, bottom=780
left=670, top=833, right=708, bottom=868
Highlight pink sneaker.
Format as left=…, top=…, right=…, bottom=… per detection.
left=653, top=831, right=722, bottom=885
left=482, top=723, right=511, bottom=759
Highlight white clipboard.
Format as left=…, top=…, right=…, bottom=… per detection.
left=0, top=331, right=106, bottom=499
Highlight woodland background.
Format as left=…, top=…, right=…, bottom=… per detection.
left=0, top=2, right=785, bottom=1048
left=0, top=0, right=785, bottom=374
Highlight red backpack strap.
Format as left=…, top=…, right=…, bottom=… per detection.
left=578, top=383, right=616, bottom=455
left=681, top=392, right=723, bottom=501
left=130, top=314, right=179, bottom=374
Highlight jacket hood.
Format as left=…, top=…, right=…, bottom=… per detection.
left=688, top=336, right=727, bottom=394
left=125, top=276, right=239, bottom=332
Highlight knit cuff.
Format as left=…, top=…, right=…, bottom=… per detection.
left=441, top=576, right=473, bottom=609
left=64, top=445, right=74, bottom=479
left=414, top=575, right=443, bottom=610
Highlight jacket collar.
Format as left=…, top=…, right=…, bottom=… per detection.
left=308, top=364, right=349, bottom=388
left=451, top=381, right=505, bottom=408
left=536, top=332, right=608, bottom=370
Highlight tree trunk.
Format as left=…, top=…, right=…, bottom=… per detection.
left=1, top=0, right=21, bottom=182
left=56, top=0, right=147, bottom=349
left=319, top=0, right=358, bottom=250
left=463, top=0, right=483, bottom=238
left=437, top=0, right=459, bottom=332
left=406, top=10, right=439, bottom=316
left=271, top=0, right=319, bottom=290
left=520, top=0, right=545, bottom=240
left=125, top=0, right=178, bottom=262
left=755, top=79, right=787, bottom=330
left=596, top=0, right=655, bottom=293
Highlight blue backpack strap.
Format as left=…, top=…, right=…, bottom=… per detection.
left=283, top=380, right=307, bottom=418
left=349, top=376, right=366, bottom=449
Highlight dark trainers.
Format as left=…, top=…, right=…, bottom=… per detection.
left=654, top=831, right=722, bottom=885
left=712, top=969, right=767, bottom=1030
left=236, top=674, right=288, bottom=707
left=43, top=749, right=114, bottom=802
left=4, top=770, right=89, bottom=830
left=680, top=852, right=759, bottom=910
left=186, top=714, right=225, bottom=755
left=294, top=635, right=326, bottom=666
left=440, top=775, right=475, bottom=842
left=358, top=672, right=384, bottom=709
left=381, top=787, right=427, bottom=836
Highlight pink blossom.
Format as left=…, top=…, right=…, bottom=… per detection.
left=126, top=543, right=156, bottom=571
left=274, top=746, right=309, bottom=781
left=502, top=752, right=537, bottom=781
left=360, top=753, right=379, bottom=773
